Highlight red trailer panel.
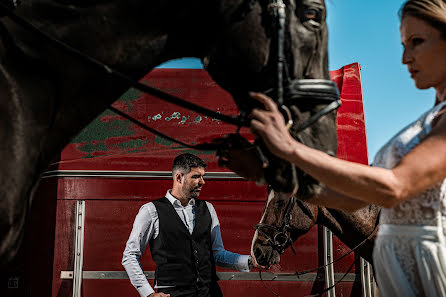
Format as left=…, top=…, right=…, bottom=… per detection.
left=6, top=63, right=371, bottom=297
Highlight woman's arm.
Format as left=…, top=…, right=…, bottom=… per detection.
left=309, top=186, right=369, bottom=212
left=249, top=92, right=446, bottom=209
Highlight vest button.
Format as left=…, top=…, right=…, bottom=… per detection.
left=194, top=250, right=198, bottom=254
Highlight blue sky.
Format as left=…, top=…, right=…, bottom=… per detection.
left=157, top=0, right=437, bottom=161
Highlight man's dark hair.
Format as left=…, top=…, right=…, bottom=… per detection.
left=172, top=153, right=207, bottom=177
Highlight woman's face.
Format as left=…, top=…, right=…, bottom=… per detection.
left=401, top=16, right=446, bottom=93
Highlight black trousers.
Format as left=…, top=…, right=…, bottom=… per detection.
left=157, top=282, right=222, bottom=297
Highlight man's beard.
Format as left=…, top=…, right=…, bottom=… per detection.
left=183, top=184, right=202, bottom=198
left=190, top=186, right=202, bottom=198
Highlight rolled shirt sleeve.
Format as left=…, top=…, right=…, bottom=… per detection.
left=206, top=202, right=250, bottom=272
left=122, top=203, right=157, bottom=297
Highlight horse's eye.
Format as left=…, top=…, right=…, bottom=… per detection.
left=301, top=7, right=322, bottom=30
left=304, top=8, right=318, bottom=20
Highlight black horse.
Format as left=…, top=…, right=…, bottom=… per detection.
left=0, top=0, right=336, bottom=264
left=251, top=190, right=380, bottom=267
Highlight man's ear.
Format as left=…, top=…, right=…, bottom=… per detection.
left=175, top=172, right=184, bottom=184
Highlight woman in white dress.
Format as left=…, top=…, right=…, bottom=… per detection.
left=248, top=0, right=446, bottom=296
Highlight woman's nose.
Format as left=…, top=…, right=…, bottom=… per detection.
left=402, top=47, right=412, bottom=64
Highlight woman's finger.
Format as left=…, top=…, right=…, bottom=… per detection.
left=249, top=108, right=271, bottom=123
left=250, top=119, right=265, bottom=136
left=249, top=92, right=278, bottom=112
left=251, top=109, right=287, bottom=132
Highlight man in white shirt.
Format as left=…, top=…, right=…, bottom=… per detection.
left=122, top=153, right=255, bottom=297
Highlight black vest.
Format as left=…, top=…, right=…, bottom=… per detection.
left=150, top=197, right=217, bottom=287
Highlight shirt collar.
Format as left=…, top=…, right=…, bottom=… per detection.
left=165, top=190, right=195, bottom=206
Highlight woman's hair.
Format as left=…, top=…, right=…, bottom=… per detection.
left=399, top=0, right=446, bottom=39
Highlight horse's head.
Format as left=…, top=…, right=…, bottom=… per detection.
left=204, top=0, right=338, bottom=196
left=251, top=190, right=318, bottom=267
left=206, top=0, right=330, bottom=95
left=252, top=191, right=381, bottom=266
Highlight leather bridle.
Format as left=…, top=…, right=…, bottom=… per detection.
left=262, top=0, right=341, bottom=134
left=254, top=196, right=319, bottom=255
left=254, top=196, right=298, bottom=255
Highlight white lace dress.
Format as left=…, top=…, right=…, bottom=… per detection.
left=372, top=101, right=446, bottom=297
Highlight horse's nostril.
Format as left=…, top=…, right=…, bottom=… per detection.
left=253, top=245, right=272, bottom=267
left=254, top=247, right=260, bottom=258
left=254, top=246, right=262, bottom=259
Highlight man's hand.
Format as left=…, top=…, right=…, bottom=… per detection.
left=149, top=292, right=170, bottom=297
left=249, top=255, right=267, bottom=269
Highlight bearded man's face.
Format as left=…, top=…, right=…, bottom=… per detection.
left=181, top=167, right=205, bottom=198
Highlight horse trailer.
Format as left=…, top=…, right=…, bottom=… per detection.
left=4, top=63, right=375, bottom=297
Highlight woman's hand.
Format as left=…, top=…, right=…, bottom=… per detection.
left=249, top=92, right=297, bottom=160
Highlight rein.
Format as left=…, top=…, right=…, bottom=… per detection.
left=258, top=260, right=356, bottom=297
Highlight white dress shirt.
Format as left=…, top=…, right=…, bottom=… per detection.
left=122, top=190, right=250, bottom=297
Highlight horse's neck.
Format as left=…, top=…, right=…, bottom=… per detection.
left=1, top=0, right=216, bottom=168
left=318, top=205, right=379, bottom=262
left=11, top=0, right=195, bottom=74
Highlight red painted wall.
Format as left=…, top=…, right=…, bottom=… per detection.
left=9, top=63, right=368, bottom=297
